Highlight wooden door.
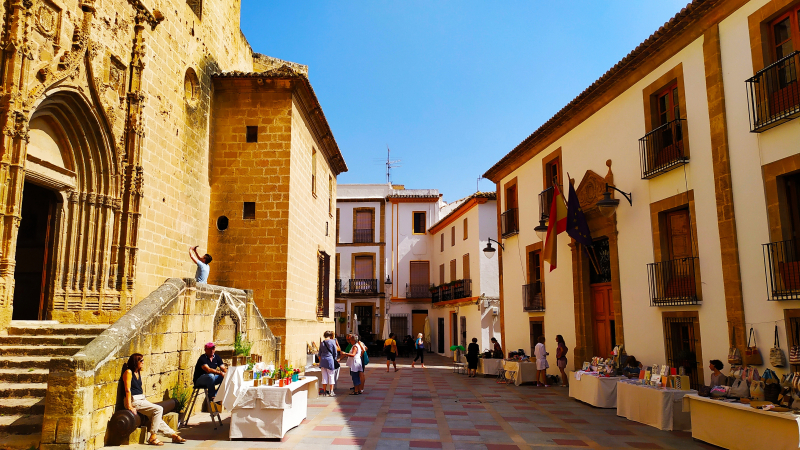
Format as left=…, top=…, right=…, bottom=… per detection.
left=449, top=260, right=457, bottom=282
left=412, top=312, right=427, bottom=340
left=666, top=209, right=691, bottom=260
left=591, top=283, right=614, bottom=358
left=786, top=174, right=800, bottom=252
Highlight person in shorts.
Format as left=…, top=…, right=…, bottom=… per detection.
left=534, top=335, right=549, bottom=387
left=319, top=331, right=338, bottom=395
left=384, top=333, right=398, bottom=372
left=555, top=334, right=569, bottom=387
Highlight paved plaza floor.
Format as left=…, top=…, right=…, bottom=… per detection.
left=115, top=353, right=711, bottom=450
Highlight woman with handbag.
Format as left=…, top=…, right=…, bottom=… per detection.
left=318, top=331, right=338, bottom=396
left=412, top=333, right=425, bottom=368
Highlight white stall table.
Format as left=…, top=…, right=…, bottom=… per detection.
left=568, top=371, right=621, bottom=408
left=616, top=381, right=695, bottom=430
left=683, top=394, right=800, bottom=449
left=503, top=360, right=537, bottom=386
left=479, top=359, right=503, bottom=377
left=229, top=377, right=317, bottom=439
left=215, top=366, right=253, bottom=410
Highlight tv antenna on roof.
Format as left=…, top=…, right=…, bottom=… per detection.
left=385, top=146, right=401, bottom=185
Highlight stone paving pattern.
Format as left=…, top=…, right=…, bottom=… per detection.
left=115, top=354, right=712, bottom=450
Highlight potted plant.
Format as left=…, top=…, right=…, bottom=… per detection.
left=233, top=332, right=252, bottom=366
left=170, top=383, right=191, bottom=425
left=338, top=316, right=347, bottom=324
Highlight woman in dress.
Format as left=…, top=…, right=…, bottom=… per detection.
left=466, top=337, right=480, bottom=377
left=555, top=335, right=569, bottom=387
left=120, top=353, right=185, bottom=445
left=340, top=334, right=363, bottom=394
left=491, top=337, right=503, bottom=358
left=412, top=333, right=425, bottom=368
left=318, top=331, right=338, bottom=396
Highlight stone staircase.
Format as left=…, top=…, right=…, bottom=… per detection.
left=0, top=321, right=108, bottom=449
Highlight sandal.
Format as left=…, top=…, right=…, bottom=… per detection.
left=148, top=437, right=164, bottom=446
left=172, top=435, right=186, bottom=444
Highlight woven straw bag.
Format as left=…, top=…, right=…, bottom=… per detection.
left=771, top=325, right=787, bottom=367
left=790, top=323, right=800, bottom=365
left=744, top=327, right=763, bottom=366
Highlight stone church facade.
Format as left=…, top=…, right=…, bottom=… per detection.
left=0, top=0, right=344, bottom=364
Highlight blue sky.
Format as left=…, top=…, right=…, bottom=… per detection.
left=240, top=1, right=691, bottom=203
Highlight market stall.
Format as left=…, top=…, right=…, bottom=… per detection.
left=568, top=371, right=621, bottom=408
left=683, top=394, right=800, bottom=449
left=229, top=377, right=316, bottom=439
left=503, top=360, right=537, bottom=386
left=616, top=380, right=695, bottom=430
left=479, top=358, right=503, bottom=377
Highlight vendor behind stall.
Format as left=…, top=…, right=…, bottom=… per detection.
left=622, top=356, right=642, bottom=378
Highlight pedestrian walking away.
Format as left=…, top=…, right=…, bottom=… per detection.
left=384, top=333, right=398, bottom=372
left=555, top=334, right=569, bottom=387
left=119, top=353, right=186, bottom=445
left=188, top=245, right=212, bottom=283
left=412, top=333, right=425, bottom=368
left=466, top=337, right=480, bottom=377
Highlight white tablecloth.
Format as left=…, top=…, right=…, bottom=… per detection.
left=683, top=394, right=800, bottom=449
left=215, top=366, right=254, bottom=411
left=503, top=360, right=537, bottom=386
left=479, top=359, right=503, bottom=376
left=616, top=381, right=695, bottom=430
left=230, top=377, right=316, bottom=439
left=568, top=372, right=620, bottom=408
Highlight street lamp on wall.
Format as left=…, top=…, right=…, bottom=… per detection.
left=595, top=183, right=633, bottom=218
left=483, top=237, right=504, bottom=259
left=534, top=217, right=548, bottom=241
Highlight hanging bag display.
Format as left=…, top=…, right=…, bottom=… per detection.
left=729, top=378, right=750, bottom=398
left=771, top=325, right=787, bottom=367
left=791, top=323, right=800, bottom=365
left=750, top=380, right=765, bottom=401
left=729, top=327, right=742, bottom=365
left=744, top=327, right=763, bottom=366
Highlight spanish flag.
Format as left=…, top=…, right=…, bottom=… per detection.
left=543, top=184, right=568, bottom=271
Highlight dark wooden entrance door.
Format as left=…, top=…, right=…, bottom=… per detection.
left=667, top=209, right=692, bottom=260
left=13, top=182, right=57, bottom=320
left=665, top=209, right=696, bottom=297
left=438, top=318, right=445, bottom=353
left=591, top=283, right=614, bottom=358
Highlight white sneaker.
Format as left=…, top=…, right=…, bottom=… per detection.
left=328, top=391, right=336, bottom=397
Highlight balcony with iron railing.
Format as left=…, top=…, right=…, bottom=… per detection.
left=501, top=208, right=519, bottom=237
left=335, top=278, right=378, bottom=295
left=763, top=239, right=800, bottom=301
left=406, top=283, right=432, bottom=299
left=523, top=281, right=544, bottom=311
left=746, top=51, right=800, bottom=132
left=647, top=257, right=700, bottom=306
left=430, top=279, right=473, bottom=303
left=639, top=118, right=688, bottom=179
left=353, top=228, right=374, bottom=243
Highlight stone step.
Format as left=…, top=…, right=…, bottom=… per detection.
left=0, top=397, right=45, bottom=415
left=6, top=322, right=108, bottom=336
left=0, top=432, right=40, bottom=449
left=0, top=414, right=43, bottom=435
left=0, top=334, right=95, bottom=346
left=0, top=356, right=53, bottom=369
left=0, top=345, right=82, bottom=357
left=0, top=383, right=48, bottom=399
left=0, top=368, right=49, bottom=384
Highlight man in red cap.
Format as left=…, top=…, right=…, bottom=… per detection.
left=193, top=342, right=227, bottom=399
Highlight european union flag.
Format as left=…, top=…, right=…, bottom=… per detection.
left=566, top=181, right=593, bottom=249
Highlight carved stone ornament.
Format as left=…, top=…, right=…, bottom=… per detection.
left=35, top=1, right=62, bottom=42
left=575, top=170, right=608, bottom=212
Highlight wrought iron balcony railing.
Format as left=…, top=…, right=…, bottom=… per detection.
left=431, top=279, right=473, bottom=303
left=501, top=208, right=519, bottom=237
left=763, top=239, right=800, bottom=301
left=647, top=257, right=700, bottom=306
left=746, top=51, right=800, bottom=132
left=639, top=118, right=688, bottom=179
left=406, top=283, right=431, bottom=299
left=349, top=279, right=378, bottom=294
left=523, top=281, right=544, bottom=311
left=353, top=228, right=374, bottom=243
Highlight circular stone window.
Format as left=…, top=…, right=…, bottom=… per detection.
left=216, top=215, right=229, bottom=231
left=184, top=67, right=199, bottom=107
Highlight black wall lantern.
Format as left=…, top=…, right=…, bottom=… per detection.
left=596, top=183, right=632, bottom=218
left=483, top=237, right=504, bottom=259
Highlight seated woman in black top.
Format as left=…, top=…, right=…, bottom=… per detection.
left=194, top=342, right=228, bottom=400
left=466, top=338, right=480, bottom=377
left=120, top=353, right=185, bottom=445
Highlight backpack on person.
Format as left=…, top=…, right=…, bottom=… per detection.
left=416, top=339, right=424, bottom=349
left=360, top=343, right=369, bottom=366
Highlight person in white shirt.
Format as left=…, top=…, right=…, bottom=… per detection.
left=534, top=335, right=549, bottom=387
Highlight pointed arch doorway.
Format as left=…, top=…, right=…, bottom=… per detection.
left=12, top=182, right=60, bottom=320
